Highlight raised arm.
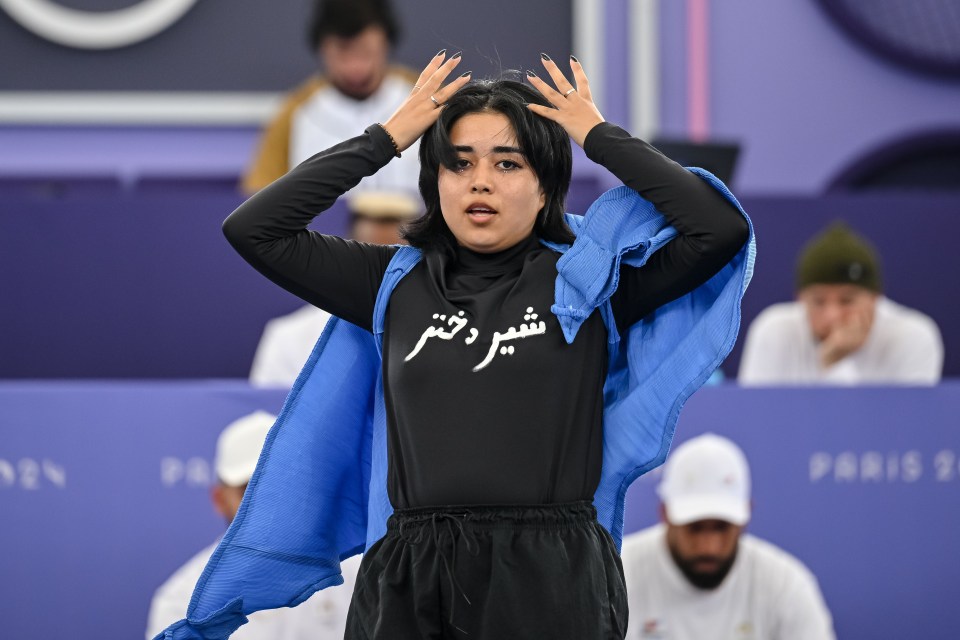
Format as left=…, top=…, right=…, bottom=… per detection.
left=223, top=51, right=473, bottom=331
left=585, top=124, right=749, bottom=329
left=526, top=55, right=749, bottom=331
left=223, top=126, right=400, bottom=330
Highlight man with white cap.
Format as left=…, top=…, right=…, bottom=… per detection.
left=146, top=411, right=361, bottom=639
left=620, top=434, right=834, bottom=640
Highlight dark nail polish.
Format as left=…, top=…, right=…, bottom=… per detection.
left=540, top=52, right=551, bottom=61
left=451, top=51, right=462, bottom=60
left=570, top=54, right=580, bottom=63
left=526, top=69, right=538, bottom=78
left=435, top=49, right=446, bottom=57
left=459, top=71, right=472, bottom=78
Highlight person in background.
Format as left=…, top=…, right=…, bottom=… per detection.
left=146, top=411, right=361, bottom=639
left=242, top=0, right=419, bottom=196
left=621, top=434, right=835, bottom=640
left=738, top=221, right=942, bottom=385
left=249, top=191, right=420, bottom=387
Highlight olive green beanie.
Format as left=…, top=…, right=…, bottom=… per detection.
left=796, top=221, right=882, bottom=292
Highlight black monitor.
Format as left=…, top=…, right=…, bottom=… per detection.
left=651, top=139, right=741, bottom=185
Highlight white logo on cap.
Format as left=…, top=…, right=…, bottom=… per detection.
left=0, top=0, right=198, bottom=49
left=848, top=262, right=864, bottom=281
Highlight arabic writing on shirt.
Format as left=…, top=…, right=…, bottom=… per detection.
left=404, top=307, right=547, bottom=372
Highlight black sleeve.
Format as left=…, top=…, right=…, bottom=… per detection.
left=222, top=125, right=401, bottom=331
left=583, top=123, right=750, bottom=332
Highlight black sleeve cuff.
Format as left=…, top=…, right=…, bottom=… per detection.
left=366, top=124, right=401, bottom=163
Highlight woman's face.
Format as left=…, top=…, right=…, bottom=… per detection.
left=438, top=111, right=545, bottom=253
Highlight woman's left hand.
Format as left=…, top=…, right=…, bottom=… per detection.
left=525, top=55, right=605, bottom=148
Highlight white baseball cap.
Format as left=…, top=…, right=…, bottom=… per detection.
left=214, top=411, right=276, bottom=487
left=656, top=433, right=751, bottom=526
left=347, top=191, right=422, bottom=220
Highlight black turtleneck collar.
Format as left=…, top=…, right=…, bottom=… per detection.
left=451, top=234, right=542, bottom=275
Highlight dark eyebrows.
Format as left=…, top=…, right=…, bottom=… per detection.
left=453, top=144, right=526, bottom=156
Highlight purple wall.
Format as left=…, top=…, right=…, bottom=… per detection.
left=2, top=182, right=956, bottom=379
left=658, top=0, right=960, bottom=193
left=0, top=126, right=256, bottom=183
left=603, top=0, right=632, bottom=130
left=3, top=381, right=959, bottom=639
left=0, top=184, right=344, bottom=378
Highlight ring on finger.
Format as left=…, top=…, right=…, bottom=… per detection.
left=413, top=84, right=422, bottom=90
left=430, top=95, right=441, bottom=107
left=564, top=87, right=576, bottom=97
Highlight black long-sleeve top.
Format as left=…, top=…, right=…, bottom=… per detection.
left=224, top=122, right=748, bottom=508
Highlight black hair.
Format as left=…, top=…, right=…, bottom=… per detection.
left=307, top=0, right=400, bottom=50
left=404, top=79, right=575, bottom=256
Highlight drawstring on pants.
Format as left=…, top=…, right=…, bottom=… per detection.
left=399, top=511, right=480, bottom=634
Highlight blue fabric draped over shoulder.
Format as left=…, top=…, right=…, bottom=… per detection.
left=154, top=169, right=755, bottom=639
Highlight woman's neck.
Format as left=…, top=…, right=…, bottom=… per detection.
left=453, top=234, right=540, bottom=273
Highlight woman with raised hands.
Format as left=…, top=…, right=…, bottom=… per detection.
left=202, top=51, right=752, bottom=640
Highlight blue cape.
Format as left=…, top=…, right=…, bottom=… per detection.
left=157, top=172, right=755, bottom=639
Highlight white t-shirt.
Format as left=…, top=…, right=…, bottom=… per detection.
left=250, top=305, right=331, bottom=388
left=289, top=73, right=420, bottom=196
left=738, top=297, right=943, bottom=385
left=146, top=541, right=361, bottom=640
left=621, top=524, right=834, bottom=640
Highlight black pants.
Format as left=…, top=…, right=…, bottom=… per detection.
left=344, top=501, right=627, bottom=639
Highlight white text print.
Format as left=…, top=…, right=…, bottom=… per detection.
left=474, top=307, right=546, bottom=372
left=404, top=307, right=548, bottom=372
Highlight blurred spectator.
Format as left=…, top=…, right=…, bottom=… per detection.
left=242, top=0, right=419, bottom=195
left=739, top=221, right=942, bottom=385
left=250, top=191, right=420, bottom=387
left=146, top=411, right=360, bottom=639
left=621, top=434, right=834, bottom=640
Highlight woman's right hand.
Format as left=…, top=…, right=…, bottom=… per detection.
left=381, top=51, right=471, bottom=152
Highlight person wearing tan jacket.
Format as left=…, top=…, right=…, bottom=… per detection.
left=242, top=0, right=419, bottom=196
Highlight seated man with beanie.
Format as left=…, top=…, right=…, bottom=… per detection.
left=621, top=434, right=835, bottom=640
left=739, top=221, right=942, bottom=385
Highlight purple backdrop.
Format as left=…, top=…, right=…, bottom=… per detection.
left=2, top=182, right=955, bottom=379
left=0, top=381, right=288, bottom=640
left=2, top=382, right=958, bottom=639
left=657, top=1, right=960, bottom=193
left=0, top=184, right=348, bottom=378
